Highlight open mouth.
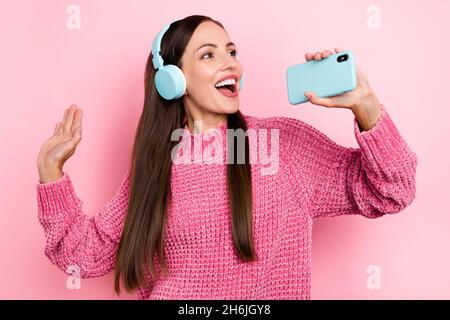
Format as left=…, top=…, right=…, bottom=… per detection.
left=214, top=76, right=239, bottom=97
left=214, top=83, right=236, bottom=93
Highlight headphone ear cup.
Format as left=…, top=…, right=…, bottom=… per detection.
left=239, top=73, right=244, bottom=91
left=155, top=64, right=186, bottom=100
left=235, top=53, right=244, bottom=91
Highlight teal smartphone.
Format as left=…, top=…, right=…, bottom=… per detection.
left=286, top=50, right=357, bottom=105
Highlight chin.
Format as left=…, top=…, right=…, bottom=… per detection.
left=220, top=102, right=240, bottom=115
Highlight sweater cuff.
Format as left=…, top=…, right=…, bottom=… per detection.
left=36, top=171, right=83, bottom=216
left=353, top=103, right=415, bottom=167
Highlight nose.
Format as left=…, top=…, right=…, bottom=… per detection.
left=219, top=51, right=238, bottom=71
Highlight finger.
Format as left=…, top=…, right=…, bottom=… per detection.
left=354, top=65, right=370, bottom=88
left=304, top=91, right=336, bottom=108
left=305, top=52, right=314, bottom=61
left=72, top=126, right=82, bottom=144
left=322, top=50, right=333, bottom=58
left=355, top=65, right=363, bottom=83
left=314, top=52, right=322, bottom=60
left=63, top=104, right=77, bottom=133
left=335, top=47, right=344, bottom=53
left=54, top=121, right=61, bottom=134
left=62, top=108, right=69, bottom=124
left=71, top=108, right=83, bottom=138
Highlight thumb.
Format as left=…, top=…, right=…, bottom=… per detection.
left=304, top=91, right=335, bottom=108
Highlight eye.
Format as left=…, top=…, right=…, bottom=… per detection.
left=201, top=50, right=238, bottom=59
left=201, top=51, right=213, bottom=59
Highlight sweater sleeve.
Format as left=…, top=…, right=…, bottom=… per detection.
left=36, top=169, right=131, bottom=278
left=285, top=104, right=418, bottom=220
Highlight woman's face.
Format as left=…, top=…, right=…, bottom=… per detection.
left=180, top=21, right=243, bottom=122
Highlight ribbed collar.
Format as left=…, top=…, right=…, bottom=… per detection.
left=182, top=119, right=228, bottom=137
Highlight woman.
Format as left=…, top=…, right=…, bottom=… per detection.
left=36, top=15, right=418, bottom=299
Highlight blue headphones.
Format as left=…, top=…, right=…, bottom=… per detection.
left=151, top=18, right=244, bottom=100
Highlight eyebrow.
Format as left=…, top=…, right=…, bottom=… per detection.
left=195, top=42, right=236, bottom=53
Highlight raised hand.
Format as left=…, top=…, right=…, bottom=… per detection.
left=304, top=47, right=381, bottom=131
left=36, top=104, right=83, bottom=183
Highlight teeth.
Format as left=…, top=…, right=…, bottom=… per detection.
left=214, top=78, right=236, bottom=88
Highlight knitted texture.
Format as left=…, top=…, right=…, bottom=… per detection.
left=36, top=104, right=417, bottom=299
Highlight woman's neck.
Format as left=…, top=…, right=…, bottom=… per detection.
left=184, top=113, right=227, bottom=134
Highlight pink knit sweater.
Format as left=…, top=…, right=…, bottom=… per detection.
left=36, top=104, right=417, bottom=299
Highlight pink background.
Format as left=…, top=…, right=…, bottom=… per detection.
left=0, top=0, right=448, bottom=299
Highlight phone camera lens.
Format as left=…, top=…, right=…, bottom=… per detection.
left=337, top=54, right=348, bottom=63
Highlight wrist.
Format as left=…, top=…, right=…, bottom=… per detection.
left=352, top=90, right=381, bottom=132
left=37, top=161, right=64, bottom=184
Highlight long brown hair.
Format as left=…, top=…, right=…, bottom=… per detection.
left=114, top=15, right=256, bottom=295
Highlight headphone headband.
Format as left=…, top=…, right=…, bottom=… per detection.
left=151, top=19, right=180, bottom=70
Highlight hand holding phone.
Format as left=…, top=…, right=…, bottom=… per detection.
left=286, top=50, right=357, bottom=105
